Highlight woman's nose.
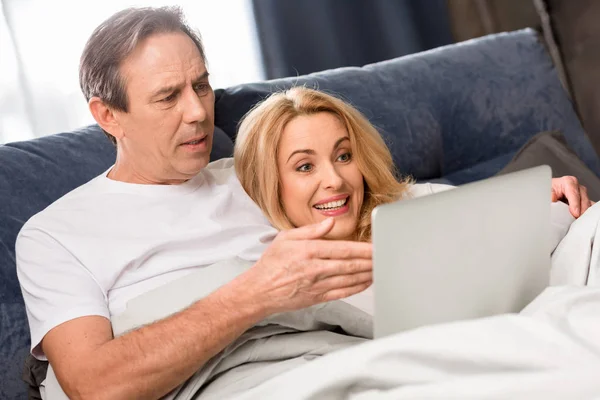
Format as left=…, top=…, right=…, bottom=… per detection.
left=322, top=165, right=344, bottom=190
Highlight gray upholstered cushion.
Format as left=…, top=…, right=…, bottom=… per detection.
left=442, top=153, right=516, bottom=185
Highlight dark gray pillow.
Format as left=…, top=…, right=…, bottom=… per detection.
left=496, top=130, right=600, bottom=201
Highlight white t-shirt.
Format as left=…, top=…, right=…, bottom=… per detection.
left=16, top=158, right=277, bottom=359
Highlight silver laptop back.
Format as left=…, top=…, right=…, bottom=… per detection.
left=372, top=166, right=551, bottom=338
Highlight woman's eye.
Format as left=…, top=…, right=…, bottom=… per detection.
left=337, top=152, right=352, bottom=162
left=297, top=163, right=313, bottom=172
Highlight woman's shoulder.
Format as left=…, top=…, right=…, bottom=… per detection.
left=407, top=182, right=456, bottom=199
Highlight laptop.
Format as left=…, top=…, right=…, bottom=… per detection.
left=372, top=165, right=552, bottom=338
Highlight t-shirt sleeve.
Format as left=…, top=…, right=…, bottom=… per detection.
left=16, top=225, right=110, bottom=360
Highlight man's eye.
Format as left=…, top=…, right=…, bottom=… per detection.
left=337, top=153, right=352, bottom=162
left=297, top=164, right=313, bottom=172
left=161, top=93, right=176, bottom=102
left=194, top=83, right=210, bottom=94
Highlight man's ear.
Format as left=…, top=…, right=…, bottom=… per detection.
left=89, top=97, right=124, bottom=141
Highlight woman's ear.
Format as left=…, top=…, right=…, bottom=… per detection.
left=88, top=97, right=124, bottom=141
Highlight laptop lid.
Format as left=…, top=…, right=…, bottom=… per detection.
left=372, top=166, right=551, bottom=338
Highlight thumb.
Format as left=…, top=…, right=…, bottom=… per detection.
left=283, top=218, right=335, bottom=240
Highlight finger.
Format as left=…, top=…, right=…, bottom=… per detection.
left=307, top=240, right=372, bottom=260
left=313, top=271, right=373, bottom=291
left=314, top=259, right=372, bottom=280
left=280, top=218, right=335, bottom=241
left=319, top=282, right=373, bottom=303
left=579, top=186, right=591, bottom=215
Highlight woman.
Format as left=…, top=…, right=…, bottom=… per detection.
left=234, top=86, right=437, bottom=243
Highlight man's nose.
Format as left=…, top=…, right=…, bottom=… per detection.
left=182, top=87, right=207, bottom=124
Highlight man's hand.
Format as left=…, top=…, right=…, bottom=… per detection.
left=233, top=218, right=373, bottom=316
left=551, top=176, right=594, bottom=218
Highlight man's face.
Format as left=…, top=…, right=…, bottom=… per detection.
left=112, top=31, right=215, bottom=184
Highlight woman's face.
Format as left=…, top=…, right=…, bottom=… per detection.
left=277, top=112, right=364, bottom=240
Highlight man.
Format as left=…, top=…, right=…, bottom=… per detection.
left=16, top=6, right=591, bottom=400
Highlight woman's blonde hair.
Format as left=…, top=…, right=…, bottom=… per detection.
left=234, top=87, right=412, bottom=242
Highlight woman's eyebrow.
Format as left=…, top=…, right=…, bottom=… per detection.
left=334, top=137, right=350, bottom=149
left=287, top=149, right=315, bottom=162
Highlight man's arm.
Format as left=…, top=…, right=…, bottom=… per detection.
left=44, top=218, right=372, bottom=400
left=44, top=283, right=264, bottom=400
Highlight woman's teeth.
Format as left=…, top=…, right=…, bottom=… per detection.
left=186, top=139, right=202, bottom=145
left=314, top=198, right=348, bottom=210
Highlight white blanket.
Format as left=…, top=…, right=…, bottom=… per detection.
left=230, top=204, right=600, bottom=400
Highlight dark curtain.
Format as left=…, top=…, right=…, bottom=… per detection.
left=252, top=0, right=455, bottom=79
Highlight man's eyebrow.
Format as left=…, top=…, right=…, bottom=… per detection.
left=151, top=71, right=210, bottom=98
left=192, top=71, right=210, bottom=84
left=287, top=149, right=316, bottom=163
left=151, top=85, right=179, bottom=98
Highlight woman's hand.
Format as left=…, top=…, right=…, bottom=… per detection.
left=551, top=176, right=594, bottom=218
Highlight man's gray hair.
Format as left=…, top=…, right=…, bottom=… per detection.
left=79, top=6, right=207, bottom=144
